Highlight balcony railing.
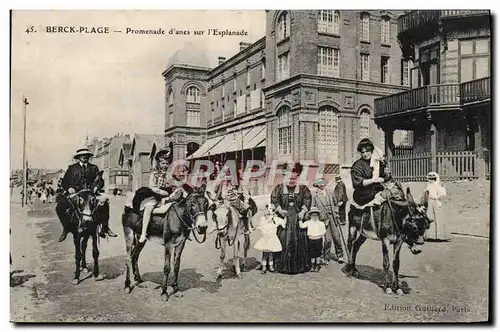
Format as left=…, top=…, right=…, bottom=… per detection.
left=375, top=84, right=460, bottom=117
left=460, top=77, right=491, bottom=105
left=398, top=10, right=489, bottom=35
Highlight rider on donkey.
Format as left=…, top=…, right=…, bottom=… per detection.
left=55, top=148, right=118, bottom=242
left=136, top=149, right=193, bottom=243
left=214, top=169, right=254, bottom=234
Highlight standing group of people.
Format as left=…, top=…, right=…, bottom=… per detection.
left=21, top=182, right=56, bottom=205
left=253, top=163, right=349, bottom=275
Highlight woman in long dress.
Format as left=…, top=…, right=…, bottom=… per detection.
left=271, top=163, right=312, bottom=274
left=422, top=172, right=450, bottom=241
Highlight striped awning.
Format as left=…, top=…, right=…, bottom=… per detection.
left=187, top=136, right=225, bottom=160
left=243, top=126, right=266, bottom=150
left=206, top=133, right=238, bottom=156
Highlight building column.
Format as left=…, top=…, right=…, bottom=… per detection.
left=172, top=143, right=186, bottom=161
left=473, top=116, right=486, bottom=179
left=430, top=123, right=438, bottom=172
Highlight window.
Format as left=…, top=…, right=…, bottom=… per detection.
left=246, top=69, right=251, bottom=86
left=277, top=12, right=290, bottom=41
left=233, top=99, right=237, bottom=117
left=318, top=106, right=339, bottom=163
left=459, top=38, right=490, bottom=83
left=168, top=89, right=173, bottom=106
left=186, top=86, right=200, bottom=103
left=187, top=111, right=200, bottom=127
left=277, top=52, right=290, bottom=81
left=381, top=56, right=390, bottom=83
left=359, top=110, right=370, bottom=139
left=261, top=60, right=266, bottom=80
left=318, top=10, right=340, bottom=34
left=401, top=59, right=410, bottom=86
left=211, top=109, right=214, bottom=125
left=233, top=76, right=237, bottom=92
left=361, top=13, right=370, bottom=42
left=221, top=80, right=225, bottom=97
left=381, top=17, right=390, bottom=44
left=260, top=90, right=265, bottom=108
left=318, top=47, right=340, bottom=77
left=277, top=106, right=292, bottom=155
left=360, top=53, right=370, bottom=81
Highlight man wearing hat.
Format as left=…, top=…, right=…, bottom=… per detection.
left=55, top=147, right=118, bottom=242
left=312, top=178, right=345, bottom=264
left=333, top=174, right=348, bottom=226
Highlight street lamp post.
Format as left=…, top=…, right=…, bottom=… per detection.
left=22, top=96, right=29, bottom=207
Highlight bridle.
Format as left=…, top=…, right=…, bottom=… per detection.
left=170, top=192, right=209, bottom=244
left=211, top=201, right=239, bottom=249
left=67, top=189, right=98, bottom=232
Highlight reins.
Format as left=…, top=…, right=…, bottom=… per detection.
left=170, top=195, right=208, bottom=244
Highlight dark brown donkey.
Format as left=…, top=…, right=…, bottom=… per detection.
left=122, top=184, right=210, bottom=301
left=345, top=184, right=431, bottom=295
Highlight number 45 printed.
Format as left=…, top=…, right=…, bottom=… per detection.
left=25, top=26, right=36, bottom=34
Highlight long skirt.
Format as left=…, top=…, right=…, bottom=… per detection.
left=425, top=199, right=450, bottom=241
left=273, top=207, right=310, bottom=274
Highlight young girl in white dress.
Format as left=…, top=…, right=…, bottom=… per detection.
left=254, top=204, right=285, bottom=274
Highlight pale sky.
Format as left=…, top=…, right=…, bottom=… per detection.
left=10, top=10, right=266, bottom=170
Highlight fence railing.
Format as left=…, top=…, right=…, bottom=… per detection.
left=398, top=10, right=489, bottom=35
left=388, top=150, right=479, bottom=182
left=460, top=77, right=491, bottom=105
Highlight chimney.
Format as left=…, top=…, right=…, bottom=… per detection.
left=239, top=42, right=251, bottom=51
left=218, top=56, right=226, bottom=65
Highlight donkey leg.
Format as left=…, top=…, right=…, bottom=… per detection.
left=80, top=235, right=89, bottom=273
left=132, top=239, right=146, bottom=286
left=349, top=235, right=366, bottom=278
left=161, top=243, right=173, bottom=302
left=93, top=234, right=105, bottom=281
left=393, top=241, right=404, bottom=295
left=382, top=237, right=393, bottom=294
left=169, top=238, right=187, bottom=296
left=215, top=238, right=227, bottom=280
left=123, top=226, right=134, bottom=292
left=234, top=238, right=242, bottom=279
left=73, top=234, right=81, bottom=285
left=241, top=233, right=250, bottom=272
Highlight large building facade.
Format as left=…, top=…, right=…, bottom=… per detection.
left=375, top=10, right=491, bottom=181
left=164, top=10, right=412, bottom=179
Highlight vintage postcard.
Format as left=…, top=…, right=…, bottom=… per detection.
left=10, top=9, right=491, bottom=323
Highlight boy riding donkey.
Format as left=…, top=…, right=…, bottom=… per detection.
left=55, top=148, right=118, bottom=242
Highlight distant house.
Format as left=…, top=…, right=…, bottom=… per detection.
left=148, top=135, right=170, bottom=168
left=87, top=134, right=132, bottom=193
left=118, top=141, right=133, bottom=192
left=130, top=134, right=162, bottom=191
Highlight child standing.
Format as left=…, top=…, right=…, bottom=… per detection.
left=299, top=207, right=327, bottom=272
left=254, top=204, right=285, bottom=274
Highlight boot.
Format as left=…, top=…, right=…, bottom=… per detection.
left=99, top=224, right=118, bottom=238
left=58, top=229, right=68, bottom=242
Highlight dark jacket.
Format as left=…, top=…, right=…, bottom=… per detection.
left=351, top=158, right=385, bottom=206
left=61, top=162, right=104, bottom=192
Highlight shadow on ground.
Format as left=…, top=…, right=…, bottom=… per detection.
left=342, top=264, right=417, bottom=294
left=142, top=268, right=222, bottom=293
left=10, top=270, right=36, bottom=287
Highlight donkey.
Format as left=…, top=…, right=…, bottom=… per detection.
left=122, top=183, right=210, bottom=301
left=345, top=184, right=431, bottom=295
left=64, top=171, right=106, bottom=284
left=211, top=199, right=251, bottom=280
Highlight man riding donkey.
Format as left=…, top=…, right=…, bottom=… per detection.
left=213, top=166, right=255, bottom=235
left=134, top=148, right=193, bottom=243
left=55, top=148, right=118, bottom=242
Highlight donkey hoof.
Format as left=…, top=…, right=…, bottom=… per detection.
left=82, top=268, right=89, bottom=274
left=161, top=293, right=169, bottom=302
left=94, top=274, right=106, bottom=281
left=385, top=287, right=393, bottom=294
left=236, top=273, right=243, bottom=279
left=72, top=279, right=79, bottom=285
left=396, top=288, right=404, bottom=296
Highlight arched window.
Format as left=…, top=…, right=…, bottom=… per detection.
left=360, top=13, right=370, bottom=42
left=318, top=106, right=339, bottom=163
left=318, top=10, right=340, bottom=35
left=186, top=86, right=200, bottom=103
left=168, top=89, right=174, bottom=106
left=277, top=106, right=292, bottom=155
left=381, top=16, right=391, bottom=45
left=360, top=110, right=370, bottom=139
left=277, top=12, right=290, bottom=41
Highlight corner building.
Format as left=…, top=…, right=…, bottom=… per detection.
left=163, top=10, right=409, bottom=180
